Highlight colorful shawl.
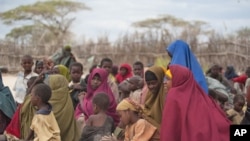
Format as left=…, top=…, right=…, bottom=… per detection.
left=160, top=65, right=230, bottom=141
left=115, top=63, right=133, bottom=84
left=166, top=40, right=208, bottom=94
left=143, top=66, right=166, bottom=129
left=75, top=68, right=119, bottom=125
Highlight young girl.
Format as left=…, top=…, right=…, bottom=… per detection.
left=80, top=93, right=115, bottom=141
left=26, top=83, right=60, bottom=141
left=226, top=94, right=245, bottom=124
left=102, top=98, right=157, bottom=141
left=115, top=63, right=133, bottom=84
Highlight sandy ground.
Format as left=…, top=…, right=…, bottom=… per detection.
left=2, top=73, right=16, bottom=97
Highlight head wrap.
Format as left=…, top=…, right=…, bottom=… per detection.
left=117, top=98, right=142, bottom=113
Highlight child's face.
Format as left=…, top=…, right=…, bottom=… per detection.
left=70, top=66, right=83, bottom=83
left=133, top=65, right=143, bottom=77
left=91, top=75, right=102, bottom=90
left=35, top=64, right=44, bottom=74
left=30, top=89, right=39, bottom=106
left=117, top=110, right=131, bottom=125
left=21, top=57, right=33, bottom=71
left=102, top=61, right=113, bottom=74
left=120, top=68, right=127, bottom=76
left=234, top=100, right=245, bottom=112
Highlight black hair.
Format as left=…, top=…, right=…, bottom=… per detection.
left=133, top=61, right=144, bottom=69
left=233, top=94, right=245, bottom=104
left=22, top=55, right=33, bottom=61
left=33, top=83, right=51, bottom=104
left=100, top=58, right=113, bottom=67
left=92, top=93, right=110, bottom=111
left=70, top=62, right=83, bottom=71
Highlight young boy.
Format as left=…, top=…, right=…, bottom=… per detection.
left=226, top=94, right=246, bottom=124
left=132, top=61, right=144, bottom=78
left=100, top=58, right=119, bottom=103
left=80, top=93, right=115, bottom=141
left=26, top=83, right=61, bottom=141
left=68, top=62, right=86, bottom=109
left=13, top=55, right=38, bottom=104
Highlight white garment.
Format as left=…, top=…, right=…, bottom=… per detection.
left=13, top=71, right=38, bottom=103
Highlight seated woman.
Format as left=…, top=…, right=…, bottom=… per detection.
left=143, top=66, right=166, bottom=131
left=75, top=68, right=120, bottom=129
left=160, top=64, right=230, bottom=141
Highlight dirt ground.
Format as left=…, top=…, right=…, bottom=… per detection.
left=2, top=73, right=16, bottom=97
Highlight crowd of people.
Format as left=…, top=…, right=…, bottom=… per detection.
left=0, top=40, right=250, bottom=141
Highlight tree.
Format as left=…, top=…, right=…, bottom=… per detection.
left=132, top=14, right=214, bottom=51
left=0, top=0, right=90, bottom=53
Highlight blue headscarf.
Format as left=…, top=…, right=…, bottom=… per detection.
left=166, top=40, right=208, bottom=94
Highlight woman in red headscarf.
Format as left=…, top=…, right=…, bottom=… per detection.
left=160, top=64, right=230, bottom=141
left=115, top=63, right=133, bottom=84
left=75, top=68, right=119, bottom=126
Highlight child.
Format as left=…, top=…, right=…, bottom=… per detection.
left=80, top=93, right=115, bottom=141
left=118, top=80, right=131, bottom=103
left=100, top=58, right=119, bottom=102
left=226, top=94, right=245, bottom=124
left=34, top=60, right=44, bottom=75
left=68, top=62, right=87, bottom=109
left=115, top=63, right=133, bottom=84
left=126, top=76, right=144, bottom=103
left=102, top=98, right=157, bottom=141
left=26, top=83, right=61, bottom=141
left=132, top=61, right=144, bottom=78
left=13, top=55, right=38, bottom=104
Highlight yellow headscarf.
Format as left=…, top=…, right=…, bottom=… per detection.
left=161, top=67, right=172, bottom=79
left=116, top=98, right=142, bottom=112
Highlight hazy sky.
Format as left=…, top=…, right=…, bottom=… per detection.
left=0, top=0, right=250, bottom=41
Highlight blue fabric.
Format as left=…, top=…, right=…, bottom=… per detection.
left=0, top=71, right=17, bottom=118
left=166, top=40, right=208, bottom=94
left=224, top=66, right=238, bottom=80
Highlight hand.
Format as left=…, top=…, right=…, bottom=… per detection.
left=78, top=91, right=86, bottom=101
left=101, top=134, right=117, bottom=141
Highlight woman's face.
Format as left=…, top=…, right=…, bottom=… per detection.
left=164, top=76, right=172, bottom=92
left=91, top=74, right=102, bottom=90
left=146, top=80, right=160, bottom=95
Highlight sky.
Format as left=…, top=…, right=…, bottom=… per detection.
left=0, top=0, right=250, bottom=42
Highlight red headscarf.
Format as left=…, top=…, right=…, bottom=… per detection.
left=75, top=68, right=119, bottom=125
left=160, top=65, right=230, bottom=141
left=115, top=63, right=133, bottom=84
